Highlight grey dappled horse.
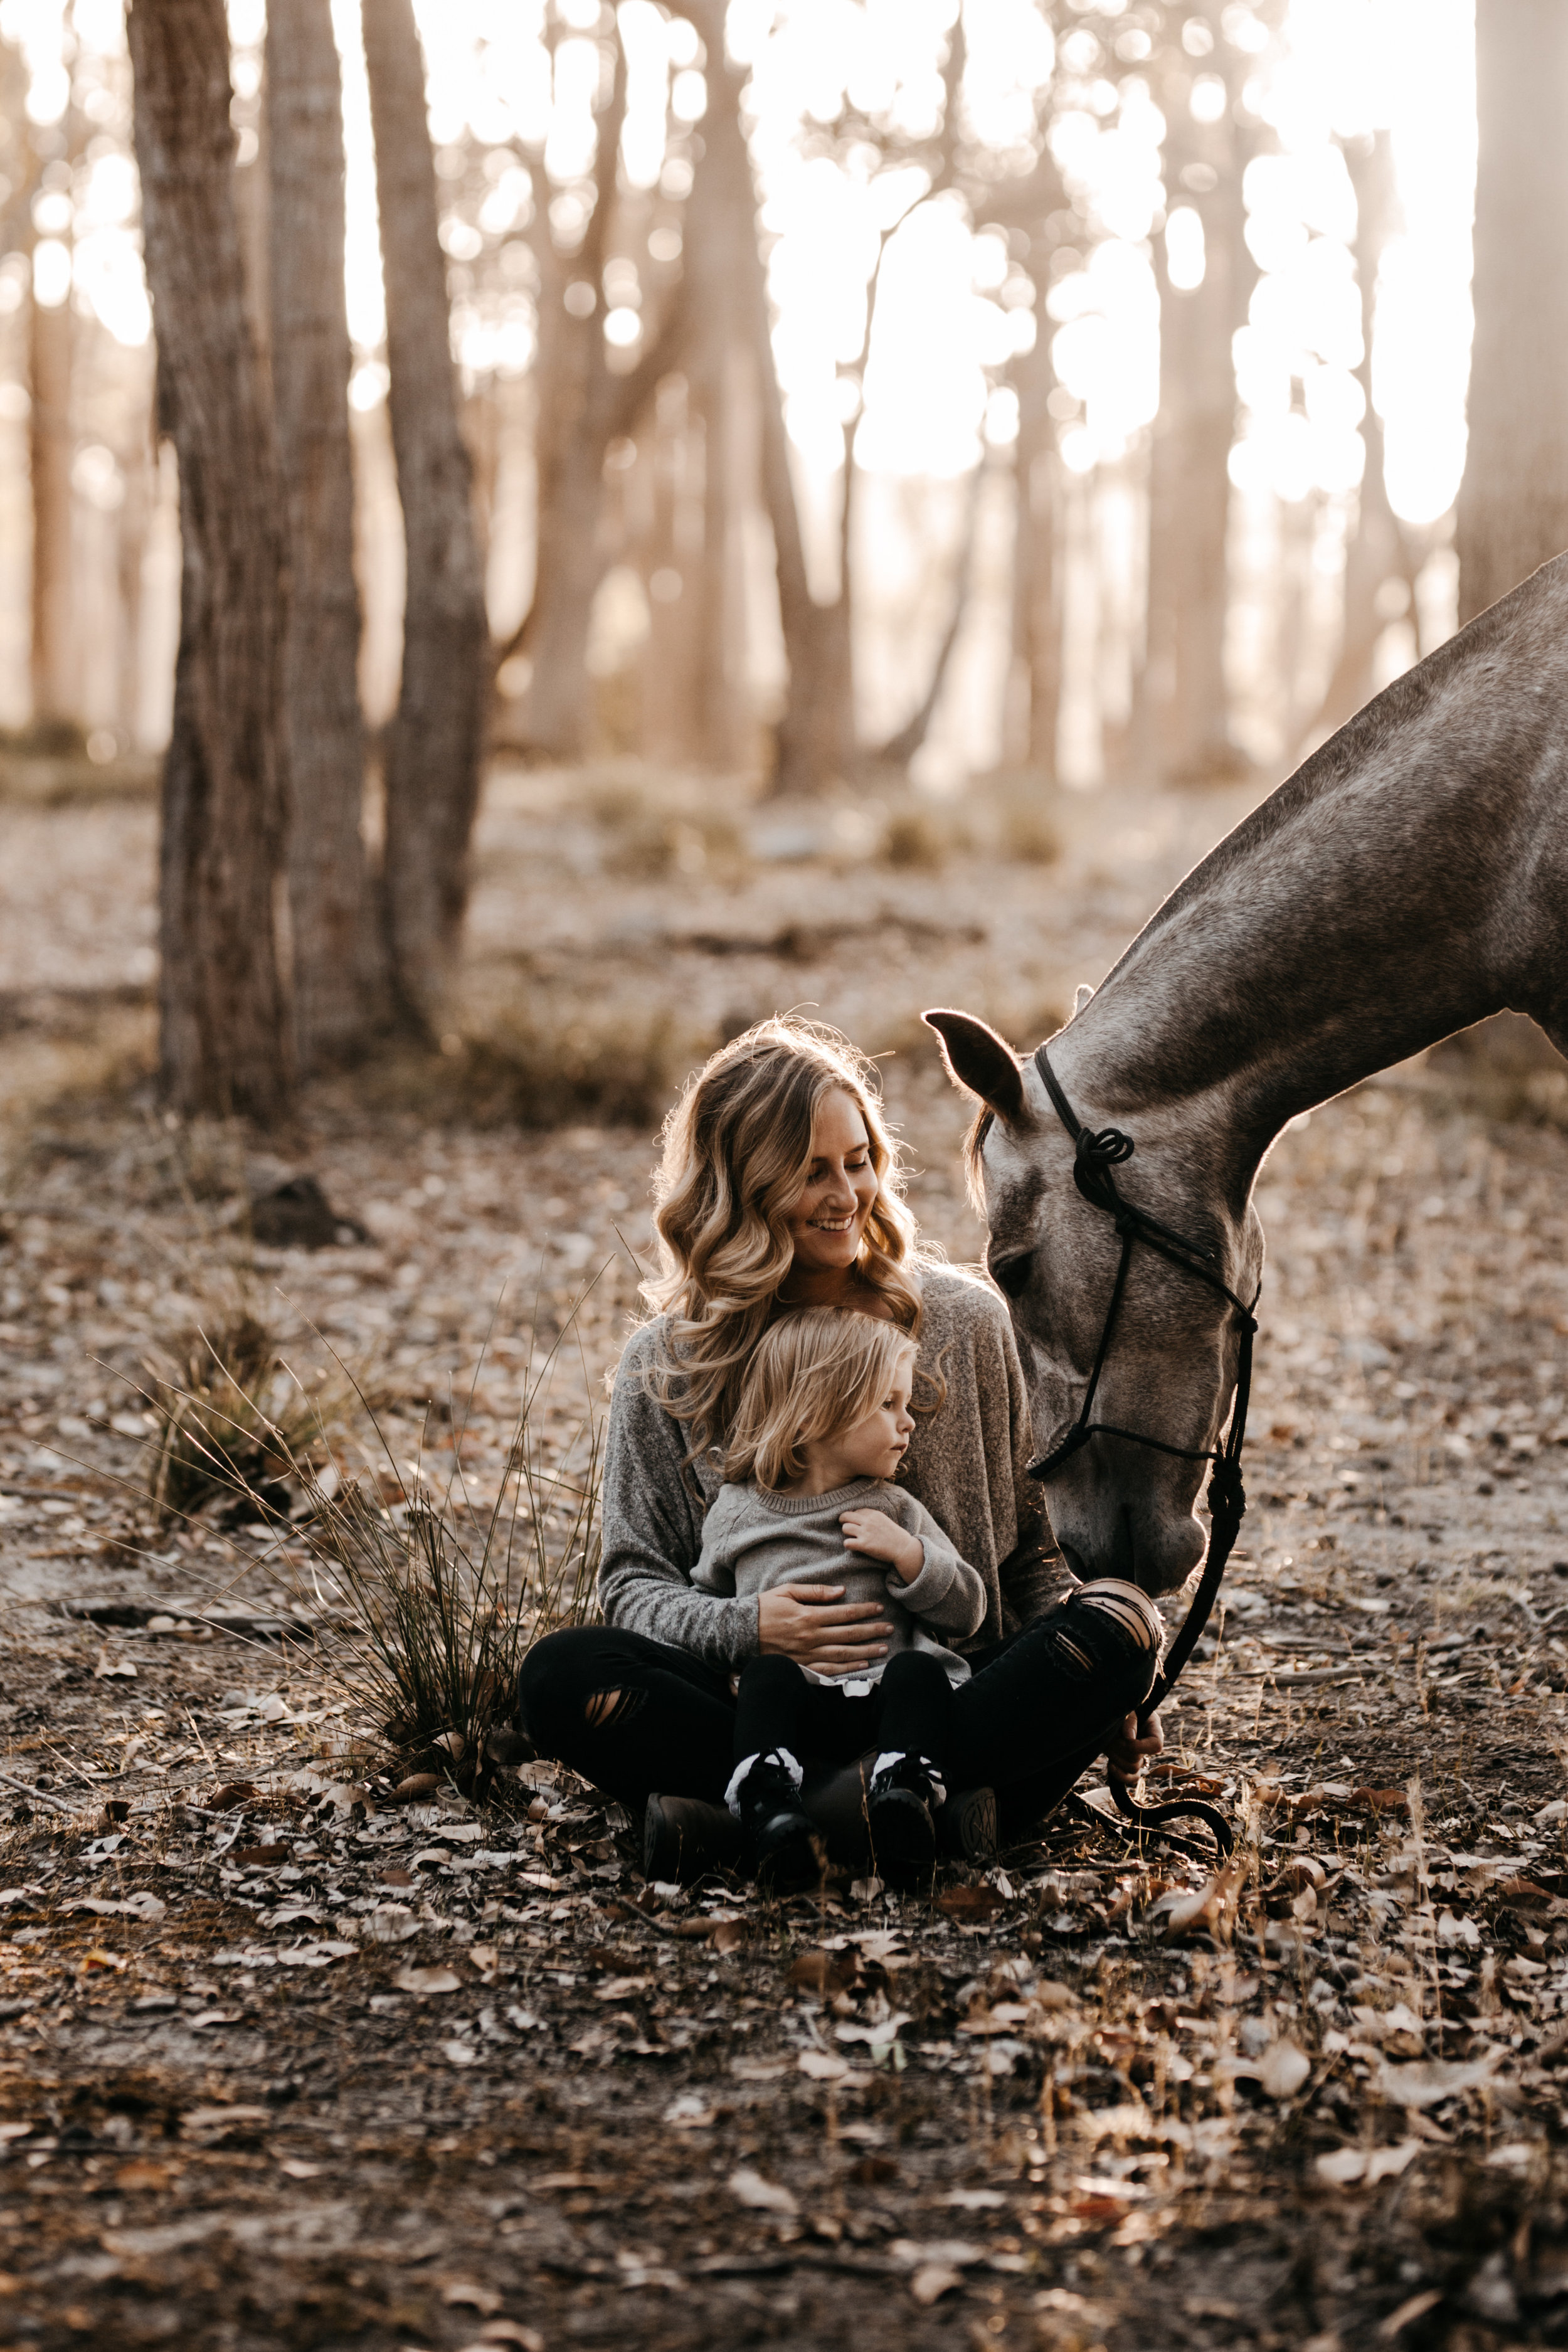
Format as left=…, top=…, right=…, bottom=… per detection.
left=928, top=552, right=1568, bottom=1599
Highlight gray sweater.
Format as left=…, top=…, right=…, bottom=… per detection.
left=597, top=1264, right=1069, bottom=1670
left=691, top=1476, right=987, bottom=1689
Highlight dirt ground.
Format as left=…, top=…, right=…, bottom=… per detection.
left=1, top=765, right=1567, bottom=2352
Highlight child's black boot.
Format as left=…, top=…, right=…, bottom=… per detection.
left=732, top=1751, right=824, bottom=1896
left=867, top=1752, right=940, bottom=1892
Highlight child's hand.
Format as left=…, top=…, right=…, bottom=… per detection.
left=840, top=1508, right=924, bottom=1582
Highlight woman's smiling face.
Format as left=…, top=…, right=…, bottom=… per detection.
left=784, top=1088, right=880, bottom=1276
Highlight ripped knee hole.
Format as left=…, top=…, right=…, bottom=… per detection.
left=583, top=1686, right=644, bottom=1730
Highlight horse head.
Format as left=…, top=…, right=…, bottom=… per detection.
left=924, top=1007, right=1264, bottom=1597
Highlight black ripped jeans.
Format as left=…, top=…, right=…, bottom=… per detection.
left=517, top=1581, right=1162, bottom=1838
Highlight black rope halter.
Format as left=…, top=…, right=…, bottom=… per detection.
left=1027, top=1044, right=1261, bottom=1858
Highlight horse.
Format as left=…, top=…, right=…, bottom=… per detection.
left=925, top=553, right=1568, bottom=1600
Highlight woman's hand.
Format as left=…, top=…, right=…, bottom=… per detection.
left=839, top=1508, right=924, bottom=1583
left=757, top=1583, right=891, bottom=1672
left=1104, top=1707, right=1163, bottom=1781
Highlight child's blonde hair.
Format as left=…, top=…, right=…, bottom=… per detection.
left=723, top=1309, right=918, bottom=1492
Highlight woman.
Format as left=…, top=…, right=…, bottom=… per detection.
left=518, top=1016, right=1163, bottom=1873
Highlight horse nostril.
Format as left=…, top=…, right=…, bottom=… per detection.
left=992, top=1251, right=1032, bottom=1300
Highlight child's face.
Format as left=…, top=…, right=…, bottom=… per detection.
left=834, top=1347, right=917, bottom=1481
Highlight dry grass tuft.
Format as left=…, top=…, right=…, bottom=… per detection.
left=399, top=993, right=712, bottom=1130
left=140, top=1311, right=364, bottom=1527
left=297, top=1313, right=604, bottom=1794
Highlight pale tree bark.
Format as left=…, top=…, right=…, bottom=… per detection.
left=129, top=0, right=293, bottom=1121
left=995, top=177, right=1069, bottom=775
left=502, top=26, right=689, bottom=761
left=363, top=0, right=488, bottom=1030
left=682, top=101, right=759, bottom=771
left=1131, top=77, right=1256, bottom=785
left=115, top=400, right=154, bottom=746
left=1456, top=0, right=1568, bottom=625
left=1299, top=132, right=1419, bottom=749
left=28, top=278, right=74, bottom=729
left=871, top=463, right=984, bottom=771
left=267, top=0, right=381, bottom=1066
left=695, top=34, right=859, bottom=793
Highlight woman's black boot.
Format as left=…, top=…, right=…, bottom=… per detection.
left=643, top=1794, right=744, bottom=1885
left=867, top=1756, right=939, bottom=1892
left=736, top=1757, right=825, bottom=1896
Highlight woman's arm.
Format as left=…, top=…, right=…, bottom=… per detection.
left=978, top=1286, right=1076, bottom=1628
left=596, top=1339, right=762, bottom=1668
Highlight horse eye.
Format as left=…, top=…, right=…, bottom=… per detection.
left=991, top=1251, right=1032, bottom=1300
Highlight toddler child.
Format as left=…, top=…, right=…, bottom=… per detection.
left=691, top=1307, right=985, bottom=1892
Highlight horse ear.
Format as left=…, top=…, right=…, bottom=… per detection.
left=923, top=1009, right=1027, bottom=1125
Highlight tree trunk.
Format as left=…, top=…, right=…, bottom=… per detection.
left=1456, top=0, right=1568, bottom=625
left=129, top=0, right=293, bottom=1122
left=28, top=279, right=75, bottom=730
left=115, top=399, right=153, bottom=747
left=1131, top=103, right=1254, bottom=786
left=362, top=0, right=487, bottom=1029
left=696, top=48, right=852, bottom=793
left=1007, top=255, right=1064, bottom=774
left=267, top=0, right=380, bottom=1067
left=507, top=29, right=689, bottom=762
left=1300, top=132, right=1415, bottom=748
left=872, top=463, right=984, bottom=770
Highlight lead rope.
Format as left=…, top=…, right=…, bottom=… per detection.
left=1030, top=1045, right=1261, bottom=1862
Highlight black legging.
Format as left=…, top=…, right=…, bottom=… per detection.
left=517, top=1581, right=1162, bottom=1839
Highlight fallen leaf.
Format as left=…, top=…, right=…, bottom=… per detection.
left=380, top=1869, right=415, bottom=1888
left=797, top=2049, right=850, bottom=2082
left=1259, top=2038, right=1311, bottom=2100
left=115, top=2161, right=176, bottom=2191
left=395, top=1964, right=462, bottom=1994
left=94, top=1652, right=137, bottom=1680
left=366, top=1905, right=419, bottom=1943
left=233, top=1843, right=289, bottom=1868
left=102, top=1800, right=130, bottom=1825
left=728, top=2166, right=798, bottom=2215
left=910, top=2264, right=962, bottom=2307
left=936, top=1885, right=1003, bottom=1922
left=1378, top=2288, right=1444, bottom=2338
left=1147, top=1854, right=1248, bottom=1940
left=1375, top=2055, right=1503, bottom=2110
left=279, top=2158, right=323, bottom=2180
left=442, top=2042, right=479, bottom=2066
left=1350, top=1787, right=1409, bottom=1815
left=788, top=1949, right=856, bottom=1996
left=394, top=1774, right=440, bottom=1803
left=1070, top=2192, right=1128, bottom=2225
left=181, top=2106, right=273, bottom=2135
left=81, top=1947, right=127, bottom=1973
left=206, top=1782, right=258, bottom=1811
left=890, top=2239, right=984, bottom=2268
left=442, top=2282, right=502, bottom=2315
left=712, top=1919, right=749, bottom=1954
left=1315, top=2141, right=1422, bottom=2188
left=477, top=2325, right=544, bottom=2350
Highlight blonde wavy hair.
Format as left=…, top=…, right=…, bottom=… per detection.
left=642, top=1015, right=923, bottom=1463
left=723, top=1310, right=916, bottom=1491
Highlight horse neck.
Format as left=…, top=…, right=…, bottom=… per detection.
left=1053, top=568, right=1568, bottom=1199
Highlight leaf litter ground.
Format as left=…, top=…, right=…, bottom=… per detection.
left=1, top=773, right=1567, bottom=2349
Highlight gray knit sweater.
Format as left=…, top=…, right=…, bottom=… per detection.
left=691, top=1476, right=986, bottom=1689
left=597, top=1264, right=1068, bottom=1670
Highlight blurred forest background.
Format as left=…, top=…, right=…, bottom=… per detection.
left=0, top=0, right=1560, bottom=1121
